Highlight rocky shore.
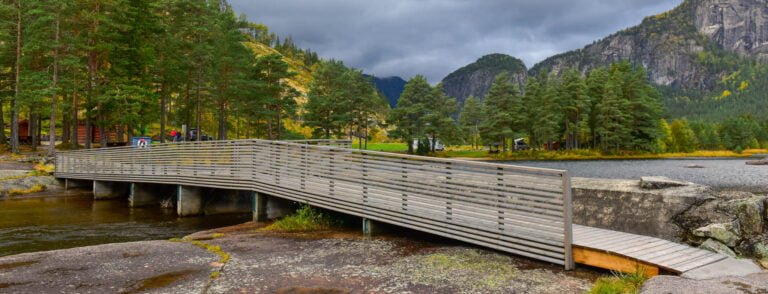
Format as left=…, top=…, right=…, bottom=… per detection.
left=0, top=222, right=598, bottom=293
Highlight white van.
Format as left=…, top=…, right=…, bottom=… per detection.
left=412, top=139, right=445, bottom=151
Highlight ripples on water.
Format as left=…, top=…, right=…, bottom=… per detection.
left=506, top=158, right=768, bottom=192
left=0, top=192, right=250, bottom=257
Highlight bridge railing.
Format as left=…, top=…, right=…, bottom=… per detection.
left=55, top=139, right=574, bottom=269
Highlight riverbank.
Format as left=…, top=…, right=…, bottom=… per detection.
left=0, top=221, right=599, bottom=293
left=363, top=143, right=768, bottom=161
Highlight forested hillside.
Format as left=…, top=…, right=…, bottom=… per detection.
left=530, top=0, right=768, bottom=121
left=0, top=0, right=383, bottom=154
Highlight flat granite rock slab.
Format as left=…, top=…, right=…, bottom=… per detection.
left=680, top=258, right=764, bottom=280
left=641, top=272, right=768, bottom=294
left=0, top=240, right=217, bottom=294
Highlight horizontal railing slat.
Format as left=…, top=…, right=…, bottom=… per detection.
left=55, top=139, right=573, bottom=269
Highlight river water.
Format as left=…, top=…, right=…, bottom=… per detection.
left=0, top=191, right=250, bottom=257
left=506, top=158, right=768, bottom=192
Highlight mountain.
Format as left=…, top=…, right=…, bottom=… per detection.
left=366, top=75, right=406, bottom=108
left=441, top=54, right=528, bottom=105
left=528, top=0, right=768, bottom=120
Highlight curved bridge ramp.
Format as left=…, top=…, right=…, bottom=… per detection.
left=573, top=225, right=762, bottom=279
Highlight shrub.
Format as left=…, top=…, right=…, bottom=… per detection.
left=261, top=204, right=335, bottom=232
left=588, top=267, right=648, bottom=294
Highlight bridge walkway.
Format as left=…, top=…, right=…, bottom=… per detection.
left=54, top=139, right=763, bottom=278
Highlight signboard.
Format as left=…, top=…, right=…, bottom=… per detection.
left=132, top=137, right=151, bottom=149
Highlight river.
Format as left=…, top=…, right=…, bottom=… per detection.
left=0, top=190, right=250, bottom=257
left=506, top=157, right=768, bottom=192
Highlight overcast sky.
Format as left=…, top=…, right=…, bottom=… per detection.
left=230, top=0, right=683, bottom=83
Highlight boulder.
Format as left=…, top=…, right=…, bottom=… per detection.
left=698, top=239, right=737, bottom=258
left=755, top=241, right=768, bottom=259
left=745, top=158, right=768, bottom=165
left=692, top=223, right=741, bottom=247
left=640, top=176, right=692, bottom=189
left=728, top=196, right=765, bottom=237
left=572, top=177, right=711, bottom=240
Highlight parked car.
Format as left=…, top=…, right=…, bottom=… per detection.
left=513, top=138, right=529, bottom=151
left=189, top=128, right=213, bottom=141
left=412, top=138, right=445, bottom=151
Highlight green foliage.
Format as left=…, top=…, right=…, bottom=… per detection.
left=458, top=96, right=484, bottom=149
left=262, top=204, right=336, bottom=232
left=389, top=75, right=458, bottom=154
left=304, top=60, right=388, bottom=144
left=669, top=119, right=698, bottom=152
left=588, top=268, right=649, bottom=294
left=0, top=0, right=323, bottom=150
left=479, top=72, right=523, bottom=152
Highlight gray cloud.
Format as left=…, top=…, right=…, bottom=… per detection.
left=230, top=0, right=683, bottom=83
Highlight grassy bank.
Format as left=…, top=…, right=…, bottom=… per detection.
left=357, top=143, right=767, bottom=161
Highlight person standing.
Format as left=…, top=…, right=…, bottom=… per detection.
left=170, top=129, right=177, bottom=142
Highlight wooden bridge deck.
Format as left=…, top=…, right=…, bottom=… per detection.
left=54, top=139, right=764, bottom=278
left=572, top=225, right=762, bottom=278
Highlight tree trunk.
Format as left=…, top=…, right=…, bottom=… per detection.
left=71, top=89, right=79, bottom=149
left=98, top=107, right=106, bottom=148
left=48, top=15, right=60, bottom=156
left=195, top=67, right=202, bottom=142
left=159, top=82, right=166, bottom=143
left=30, top=113, right=37, bottom=151
left=218, top=99, right=226, bottom=140
left=10, top=0, right=22, bottom=153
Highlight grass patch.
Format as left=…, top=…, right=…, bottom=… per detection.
left=436, top=148, right=768, bottom=161
left=260, top=204, right=335, bottom=232
left=30, top=162, right=55, bottom=176
left=588, top=268, right=648, bottom=294
left=211, top=233, right=225, bottom=238
left=363, top=143, right=408, bottom=152
left=7, top=184, right=46, bottom=196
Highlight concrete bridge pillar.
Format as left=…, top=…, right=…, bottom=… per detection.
left=129, top=183, right=173, bottom=207
left=204, top=189, right=253, bottom=215
left=363, top=218, right=388, bottom=236
left=93, top=181, right=129, bottom=200
left=253, top=192, right=267, bottom=221
left=177, top=185, right=204, bottom=216
left=252, top=192, right=295, bottom=221
left=65, top=179, right=92, bottom=190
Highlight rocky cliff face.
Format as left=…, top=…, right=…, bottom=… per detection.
left=695, top=0, right=768, bottom=60
left=531, top=0, right=768, bottom=91
left=441, top=54, right=527, bottom=105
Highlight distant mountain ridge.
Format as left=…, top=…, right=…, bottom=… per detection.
left=366, top=75, right=406, bottom=108
left=441, top=54, right=528, bottom=105
left=441, top=0, right=768, bottom=120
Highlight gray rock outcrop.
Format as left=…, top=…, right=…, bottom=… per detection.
left=573, top=176, right=768, bottom=260
left=698, top=239, right=737, bottom=258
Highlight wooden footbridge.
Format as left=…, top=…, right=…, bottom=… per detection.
left=54, top=139, right=761, bottom=278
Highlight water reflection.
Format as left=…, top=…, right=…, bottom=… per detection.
left=0, top=191, right=250, bottom=257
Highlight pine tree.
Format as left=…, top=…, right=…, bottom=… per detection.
left=423, top=83, right=458, bottom=152
left=459, top=96, right=484, bottom=149
left=305, top=60, right=352, bottom=139
left=389, top=75, right=431, bottom=154
left=479, top=73, right=519, bottom=152
left=560, top=69, right=588, bottom=149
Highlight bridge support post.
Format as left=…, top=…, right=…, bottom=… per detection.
left=204, top=189, right=252, bottom=215
left=129, top=183, right=161, bottom=207
left=177, top=185, right=204, bottom=216
left=65, top=179, right=91, bottom=190
left=93, top=181, right=129, bottom=200
left=252, top=192, right=267, bottom=222
left=362, top=218, right=388, bottom=236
